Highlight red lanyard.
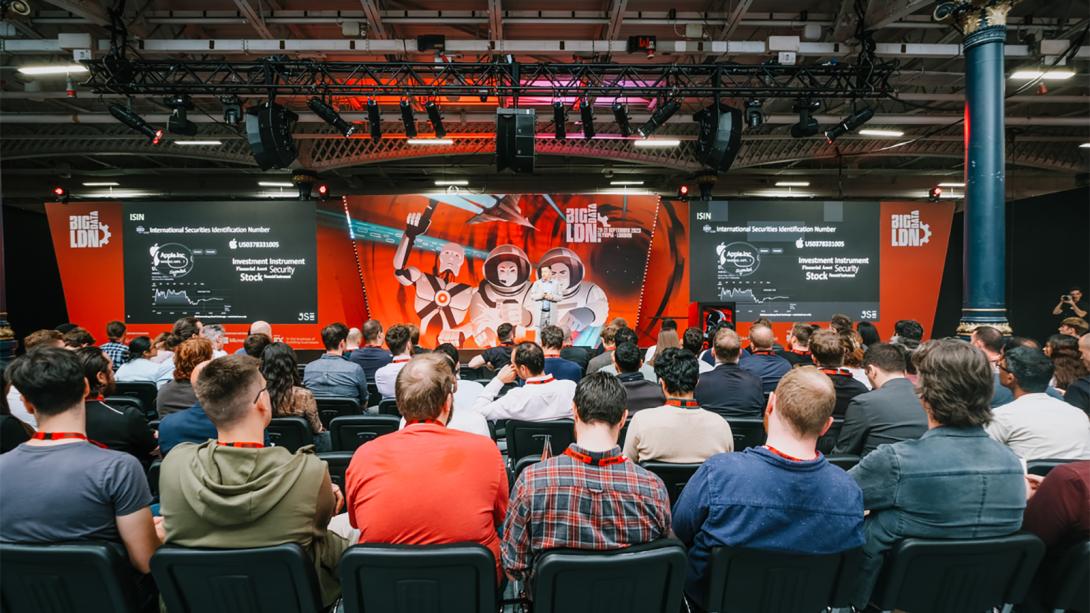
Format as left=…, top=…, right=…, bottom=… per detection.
left=791, top=349, right=811, bottom=356
left=666, top=398, right=700, bottom=409
left=392, top=356, right=411, bottom=364
left=31, top=432, right=107, bottom=449
left=765, top=445, right=817, bottom=462
left=821, top=368, right=852, bottom=377
left=563, top=447, right=628, bottom=466
left=751, top=349, right=776, bottom=356
left=525, top=375, right=555, bottom=385
left=406, top=419, right=445, bottom=427
left=216, top=441, right=265, bottom=448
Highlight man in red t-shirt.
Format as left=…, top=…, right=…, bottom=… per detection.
left=345, top=352, right=509, bottom=578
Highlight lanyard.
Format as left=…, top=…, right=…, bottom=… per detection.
left=765, top=445, right=818, bottom=462
left=392, top=356, right=411, bottom=364
left=216, top=441, right=265, bottom=448
left=406, top=419, right=445, bottom=427
left=665, top=398, right=700, bottom=409
left=31, top=432, right=107, bottom=449
left=791, top=349, right=811, bottom=356
left=563, top=447, right=628, bottom=466
left=750, top=349, right=776, bottom=356
left=525, top=375, right=555, bottom=385
left=821, top=368, right=853, bottom=377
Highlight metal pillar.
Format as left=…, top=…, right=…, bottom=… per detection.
left=936, top=0, right=1018, bottom=336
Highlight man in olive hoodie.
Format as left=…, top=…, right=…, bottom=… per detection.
left=159, top=355, right=348, bottom=607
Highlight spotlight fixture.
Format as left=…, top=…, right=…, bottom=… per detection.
left=367, top=99, right=382, bottom=140
left=400, top=100, right=418, bottom=138
left=109, top=103, right=164, bottom=144
left=51, top=185, right=69, bottom=203
left=165, top=94, right=197, bottom=136
left=789, top=99, right=821, bottom=139
left=3, top=0, right=32, bottom=17
left=315, top=183, right=330, bottom=200
left=308, top=97, right=355, bottom=138
left=744, top=99, right=764, bottom=129
left=424, top=100, right=445, bottom=138
left=612, top=102, right=632, bottom=137
left=221, top=95, right=242, bottom=124
left=638, top=98, right=680, bottom=138
left=676, top=184, right=690, bottom=200
left=928, top=185, right=943, bottom=202
left=825, top=106, right=874, bottom=143
left=552, top=101, right=567, bottom=140
left=580, top=98, right=595, bottom=140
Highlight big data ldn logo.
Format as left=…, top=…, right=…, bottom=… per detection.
left=69, top=211, right=111, bottom=248
left=891, top=210, right=931, bottom=247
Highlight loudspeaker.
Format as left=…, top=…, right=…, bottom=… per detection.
left=496, top=108, right=536, bottom=174
left=245, top=101, right=299, bottom=170
left=694, top=103, right=743, bottom=172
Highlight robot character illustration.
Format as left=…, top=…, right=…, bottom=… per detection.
left=533, top=247, right=610, bottom=334
left=468, top=244, right=533, bottom=347
left=393, top=200, right=476, bottom=345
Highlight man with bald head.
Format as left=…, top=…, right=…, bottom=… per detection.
left=674, top=366, right=865, bottom=610
left=739, top=324, right=792, bottom=394
left=694, top=327, right=766, bottom=419
left=234, top=321, right=273, bottom=355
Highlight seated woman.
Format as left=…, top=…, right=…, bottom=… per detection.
left=115, top=336, right=160, bottom=383
left=156, top=338, right=213, bottom=418
left=262, top=342, right=330, bottom=451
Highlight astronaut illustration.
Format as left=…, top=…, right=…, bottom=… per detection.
left=532, top=247, right=610, bottom=333
left=393, top=200, right=476, bottom=345
left=468, top=244, right=533, bottom=347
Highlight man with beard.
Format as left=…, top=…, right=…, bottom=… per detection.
left=76, top=347, right=158, bottom=464
left=534, top=247, right=610, bottom=335
left=469, top=244, right=533, bottom=347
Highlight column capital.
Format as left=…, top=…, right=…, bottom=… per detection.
left=933, top=0, right=1019, bottom=37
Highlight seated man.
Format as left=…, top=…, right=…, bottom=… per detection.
left=673, top=366, right=865, bottom=610
left=739, top=323, right=792, bottom=394
left=1021, top=460, right=1090, bottom=611
left=987, top=346, right=1090, bottom=461
left=467, top=322, right=517, bottom=371
left=693, top=328, right=766, bottom=419
left=241, top=332, right=272, bottom=359
left=503, top=372, right=671, bottom=582
left=233, top=321, right=272, bottom=355
left=540, top=325, right=583, bottom=383
left=396, top=344, right=491, bottom=438
left=473, top=342, right=577, bottom=422
left=347, top=353, right=508, bottom=578
left=613, top=341, right=666, bottom=413
left=373, top=324, right=412, bottom=400
left=347, top=319, right=392, bottom=382
left=776, top=323, right=816, bottom=367
left=302, top=322, right=368, bottom=407
left=0, top=348, right=162, bottom=575
left=681, top=327, right=714, bottom=374
left=810, top=329, right=868, bottom=418
left=599, top=327, right=656, bottom=382
left=160, top=355, right=347, bottom=609
left=848, top=340, right=1026, bottom=608
left=76, top=347, right=157, bottom=463
left=585, top=323, right=621, bottom=374
left=623, top=348, right=732, bottom=463
left=832, top=343, right=927, bottom=458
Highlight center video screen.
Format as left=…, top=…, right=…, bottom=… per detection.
left=689, top=201, right=880, bottom=322
left=123, top=201, right=318, bottom=324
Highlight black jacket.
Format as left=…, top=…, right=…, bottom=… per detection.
left=694, top=363, right=766, bottom=419
left=617, top=371, right=666, bottom=414
left=831, top=377, right=928, bottom=457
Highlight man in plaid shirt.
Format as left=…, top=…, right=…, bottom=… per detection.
left=502, top=371, right=672, bottom=581
left=99, top=320, right=129, bottom=372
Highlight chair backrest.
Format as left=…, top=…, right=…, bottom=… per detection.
left=505, top=420, right=575, bottom=462
left=705, top=546, right=862, bottom=613
left=639, top=462, right=703, bottom=507
left=317, top=451, right=354, bottom=491
left=103, top=395, right=146, bottom=420
left=825, top=454, right=860, bottom=471
left=816, top=418, right=843, bottom=454
left=1026, top=457, right=1076, bottom=476
left=112, top=381, right=159, bottom=420
left=266, top=416, right=314, bottom=453
left=151, top=543, right=324, bottom=613
left=726, top=417, right=766, bottom=450
left=146, top=459, right=162, bottom=500
left=870, top=533, right=1045, bottom=613
left=512, top=455, right=542, bottom=485
left=377, top=398, right=400, bottom=417
left=339, top=543, right=497, bottom=613
left=1047, top=539, right=1089, bottom=613
left=531, top=539, right=687, bottom=613
left=0, top=542, right=142, bottom=613
left=330, top=415, right=401, bottom=451
left=314, top=397, right=362, bottom=429
left=365, top=383, right=380, bottom=407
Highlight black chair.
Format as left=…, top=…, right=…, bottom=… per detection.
left=869, top=533, right=1045, bottom=613
left=531, top=539, right=687, bottom=613
left=1027, top=457, right=1076, bottom=477
left=365, top=383, right=380, bottom=408
left=113, top=381, right=159, bottom=420
left=377, top=398, right=400, bottom=417
left=704, top=546, right=862, bottom=613
left=817, top=418, right=844, bottom=454
left=339, top=544, right=497, bottom=613
left=0, top=541, right=148, bottom=613
left=330, top=415, right=401, bottom=451
left=826, top=454, right=860, bottom=471
left=726, top=417, right=766, bottom=451
left=151, top=543, right=325, bottom=613
left=511, top=455, right=542, bottom=487
left=314, top=397, right=361, bottom=430
left=295, top=363, right=308, bottom=381
left=1045, top=540, right=1089, bottom=613
left=104, top=395, right=147, bottom=420
left=318, top=451, right=354, bottom=491
left=505, top=420, right=575, bottom=463
left=146, top=459, right=162, bottom=500
left=640, top=462, right=702, bottom=507
left=266, top=416, right=314, bottom=453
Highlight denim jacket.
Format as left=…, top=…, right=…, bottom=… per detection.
left=848, top=426, right=1026, bottom=607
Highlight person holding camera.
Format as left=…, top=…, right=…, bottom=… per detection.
left=1052, top=287, right=1087, bottom=320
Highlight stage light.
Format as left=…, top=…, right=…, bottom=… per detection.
left=366, top=99, right=382, bottom=140
left=51, top=185, right=68, bottom=202
left=859, top=128, right=903, bottom=137
left=928, top=186, right=943, bottom=202
left=435, top=179, right=469, bottom=186
left=407, top=138, right=453, bottom=145
left=775, top=181, right=810, bottom=187
left=1080, top=143, right=1090, bottom=149
left=17, top=63, right=88, bottom=76
left=789, top=99, right=821, bottom=139
left=424, top=100, right=446, bottom=138
left=400, top=100, right=418, bottom=138
left=677, top=184, right=690, bottom=199
left=165, top=93, right=197, bottom=136
left=612, top=102, right=632, bottom=137
left=638, top=98, right=680, bottom=138
left=744, top=98, right=764, bottom=129
left=258, top=181, right=294, bottom=188
left=552, top=101, right=567, bottom=140
left=610, top=180, right=644, bottom=186
left=1010, top=68, right=1076, bottom=80
left=221, top=95, right=242, bottom=124
left=308, top=97, right=355, bottom=138
left=633, top=139, right=680, bottom=147
left=580, top=98, right=595, bottom=140
left=938, top=181, right=965, bottom=188
left=82, top=181, right=120, bottom=187
left=825, top=106, right=874, bottom=143
left=109, top=103, right=164, bottom=144
left=316, top=183, right=330, bottom=199
left=173, top=140, right=223, bottom=146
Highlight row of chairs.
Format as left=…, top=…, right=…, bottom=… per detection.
left=4, top=533, right=1086, bottom=613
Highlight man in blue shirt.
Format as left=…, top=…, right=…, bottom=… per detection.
left=739, top=323, right=792, bottom=394
left=693, top=327, right=766, bottom=419
left=540, top=325, right=583, bottom=383
left=348, top=319, right=392, bottom=382
left=302, top=323, right=369, bottom=407
left=158, top=360, right=269, bottom=454
left=674, top=366, right=865, bottom=610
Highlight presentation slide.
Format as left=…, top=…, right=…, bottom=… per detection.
left=689, top=201, right=880, bottom=321
left=123, top=201, right=318, bottom=324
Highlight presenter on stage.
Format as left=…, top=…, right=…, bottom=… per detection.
left=529, top=265, right=562, bottom=328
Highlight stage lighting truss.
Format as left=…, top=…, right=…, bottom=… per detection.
left=308, top=96, right=356, bottom=138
